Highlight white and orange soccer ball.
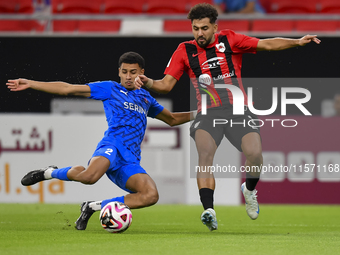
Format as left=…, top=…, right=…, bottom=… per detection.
left=99, top=202, right=132, bottom=233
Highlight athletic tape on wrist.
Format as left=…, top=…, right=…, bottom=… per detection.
left=145, top=79, right=153, bottom=89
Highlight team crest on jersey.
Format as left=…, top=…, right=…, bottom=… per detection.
left=144, top=98, right=149, bottom=104
left=216, top=42, right=226, bottom=53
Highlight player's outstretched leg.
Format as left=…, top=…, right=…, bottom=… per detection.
left=21, top=165, right=58, bottom=186
left=241, top=182, right=259, bottom=220
left=75, top=201, right=96, bottom=230
left=200, top=208, right=218, bottom=231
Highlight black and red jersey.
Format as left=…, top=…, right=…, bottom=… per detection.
left=164, top=29, right=259, bottom=112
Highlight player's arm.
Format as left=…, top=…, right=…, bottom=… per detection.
left=257, top=35, right=321, bottom=51
left=155, top=108, right=196, bottom=127
left=134, top=74, right=177, bottom=94
left=6, top=78, right=91, bottom=97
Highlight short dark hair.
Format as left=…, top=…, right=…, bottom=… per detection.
left=118, top=52, right=145, bottom=69
left=187, top=3, right=218, bottom=24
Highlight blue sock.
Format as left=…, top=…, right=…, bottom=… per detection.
left=51, top=166, right=71, bottom=181
left=101, top=196, right=125, bottom=209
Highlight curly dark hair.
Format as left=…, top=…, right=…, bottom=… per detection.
left=187, top=3, right=218, bottom=24
left=118, top=52, right=145, bottom=69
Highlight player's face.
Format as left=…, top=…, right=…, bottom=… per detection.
left=192, top=18, right=217, bottom=48
left=119, top=63, right=144, bottom=90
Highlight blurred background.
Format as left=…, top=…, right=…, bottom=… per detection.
left=0, top=0, right=340, bottom=205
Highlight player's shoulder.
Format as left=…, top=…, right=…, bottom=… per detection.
left=177, top=39, right=196, bottom=50
left=218, top=29, right=237, bottom=37
left=88, top=80, right=118, bottom=86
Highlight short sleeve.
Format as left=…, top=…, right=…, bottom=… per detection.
left=147, top=97, right=164, bottom=118
left=87, top=81, right=113, bottom=100
left=224, top=30, right=259, bottom=54
left=164, top=43, right=187, bottom=81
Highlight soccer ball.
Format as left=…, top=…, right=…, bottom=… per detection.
left=99, top=201, right=132, bottom=233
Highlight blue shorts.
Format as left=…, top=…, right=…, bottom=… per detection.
left=91, top=137, right=147, bottom=193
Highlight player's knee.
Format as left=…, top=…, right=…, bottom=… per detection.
left=198, top=149, right=214, bottom=164
left=144, top=189, right=159, bottom=206
left=246, top=151, right=263, bottom=165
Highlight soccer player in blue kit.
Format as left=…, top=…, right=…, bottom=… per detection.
left=6, top=52, right=195, bottom=230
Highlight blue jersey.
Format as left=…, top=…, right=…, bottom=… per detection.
left=87, top=81, right=164, bottom=161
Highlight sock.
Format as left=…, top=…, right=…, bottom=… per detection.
left=89, top=201, right=102, bottom=211
left=246, top=172, right=260, bottom=191
left=44, top=168, right=54, bottom=179
left=101, top=196, right=125, bottom=209
left=199, top=188, right=214, bottom=210
left=51, top=166, right=72, bottom=181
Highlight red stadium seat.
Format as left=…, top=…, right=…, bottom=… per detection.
left=146, top=0, right=188, bottom=14
left=270, top=0, right=318, bottom=13
left=0, top=20, right=45, bottom=32
left=164, top=20, right=192, bottom=32
left=252, top=20, right=295, bottom=32
left=52, top=0, right=103, bottom=14
left=0, top=0, right=34, bottom=13
left=78, top=20, right=121, bottom=32
left=296, top=20, right=338, bottom=32
left=104, top=0, right=145, bottom=13
left=189, top=0, right=213, bottom=8
left=218, top=20, right=250, bottom=32
left=319, top=0, right=340, bottom=13
left=53, top=20, right=78, bottom=32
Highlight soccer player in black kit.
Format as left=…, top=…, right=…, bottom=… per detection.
left=135, top=3, right=320, bottom=231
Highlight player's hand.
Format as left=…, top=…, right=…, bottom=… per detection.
left=134, top=75, right=153, bottom=90
left=6, top=78, right=30, bottom=91
left=299, top=35, right=321, bottom=46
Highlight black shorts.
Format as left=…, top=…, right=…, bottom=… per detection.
left=190, top=107, right=261, bottom=152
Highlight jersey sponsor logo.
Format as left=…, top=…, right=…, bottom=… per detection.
left=120, top=90, right=128, bottom=96
left=216, top=42, right=226, bottom=53
left=192, top=52, right=203, bottom=58
left=213, top=70, right=235, bottom=81
left=201, top=57, right=225, bottom=70
left=198, top=74, right=212, bottom=88
left=123, top=102, right=146, bottom=115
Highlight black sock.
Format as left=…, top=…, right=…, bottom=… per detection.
left=199, top=188, right=214, bottom=210
left=246, top=173, right=260, bottom=191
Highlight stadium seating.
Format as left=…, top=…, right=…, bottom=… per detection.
left=189, top=0, right=213, bottom=8
left=295, top=20, right=338, bottom=32
left=163, top=20, right=192, bottom=32
left=270, top=0, right=318, bottom=13
left=218, top=20, right=250, bottom=32
left=252, top=20, right=295, bottom=32
left=0, top=20, right=45, bottom=32
left=78, top=20, right=121, bottom=32
left=319, top=0, right=340, bottom=13
left=146, top=0, right=189, bottom=14
left=52, top=0, right=103, bottom=14
left=52, top=20, right=121, bottom=33
left=53, top=20, right=78, bottom=32
left=0, top=0, right=34, bottom=13
left=103, top=0, right=146, bottom=14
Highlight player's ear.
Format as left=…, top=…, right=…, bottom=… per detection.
left=140, top=68, right=145, bottom=75
left=213, top=23, right=218, bottom=33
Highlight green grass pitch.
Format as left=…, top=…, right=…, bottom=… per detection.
left=0, top=204, right=339, bottom=255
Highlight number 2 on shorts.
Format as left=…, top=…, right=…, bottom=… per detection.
left=105, top=148, right=113, bottom=155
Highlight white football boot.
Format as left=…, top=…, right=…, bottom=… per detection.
left=200, top=208, right=218, bottom=231
left=241, top=182, right=259, bottom=220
